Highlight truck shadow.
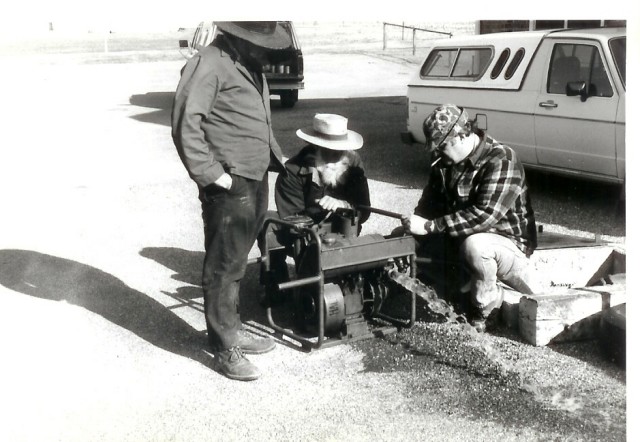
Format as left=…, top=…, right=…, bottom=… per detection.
left=526, top=170, right=625, bottom=235
left=129, top=91, right=624, bottom=237
left=0, top=249, right=216, bottom=370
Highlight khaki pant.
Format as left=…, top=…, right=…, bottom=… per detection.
left=460, top=233, right=541, bottom=316
left=412, top=231, right=541, bottom=317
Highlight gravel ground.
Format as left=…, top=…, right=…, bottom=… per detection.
left=353, top=321, right=626, bottom=441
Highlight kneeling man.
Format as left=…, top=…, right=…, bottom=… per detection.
left=401, top=104, right=541, bottom=331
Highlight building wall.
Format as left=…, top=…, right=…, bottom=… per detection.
left=480, top=20, right=530, bottom=34
left=480, top=19, right=626, bottom=34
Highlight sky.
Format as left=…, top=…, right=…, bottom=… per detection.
left=1, top=0, right=637, bottom=34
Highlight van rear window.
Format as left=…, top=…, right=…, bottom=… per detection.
left=490, top=48, right=510, bottom=79
left=421, top=47, right=493, bottom=80
left=504, top=48, right=525, bottom=80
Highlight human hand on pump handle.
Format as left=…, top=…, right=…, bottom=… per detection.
left=315, top=196, right=352, bottom=212
left=401, top=214, right=431, bottom=236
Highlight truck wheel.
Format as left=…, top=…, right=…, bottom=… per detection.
left=280, top=90, right=298, bottom=108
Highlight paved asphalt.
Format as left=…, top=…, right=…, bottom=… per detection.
left=0, top=52, right=423, bottom=441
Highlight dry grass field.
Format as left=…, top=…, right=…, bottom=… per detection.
left=0, top=20, right=474, bottom=64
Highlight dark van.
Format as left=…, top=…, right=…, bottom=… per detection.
left=179, top=21, right=304, bottom=108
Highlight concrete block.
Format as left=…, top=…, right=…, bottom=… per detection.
left=518, top=284, right=626, bottom=346
left=531, top=246, right=616, bottom=292
left=500, top=286, right=523, bottom=330
left=580, top=284, right=626, bottom=308
left=607, top=273, right=626, bottom=285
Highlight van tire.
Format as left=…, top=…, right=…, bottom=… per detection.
left=280, top=90, right=298, bottom=108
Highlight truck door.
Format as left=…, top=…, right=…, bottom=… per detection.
left=534, top=40, right=619, bottom=178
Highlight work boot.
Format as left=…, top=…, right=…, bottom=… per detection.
left=238, top=329, right=276, bottom=354
left=470, top=307, right=501, bottom=333
left=470, top=285, right=505, bottom=332
left=213, top=347, right=260, bottom=381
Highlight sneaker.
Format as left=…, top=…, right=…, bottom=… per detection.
left=213, top=347, right=260, bottom=381
left=238, top=329, right=276, bottom=354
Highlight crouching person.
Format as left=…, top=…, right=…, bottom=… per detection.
left=260, top=114, right=371, bottom=300
left=400, top=104, right=541, bottom=332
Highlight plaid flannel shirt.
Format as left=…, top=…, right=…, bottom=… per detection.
left=415, top=135, right=537, bottom=255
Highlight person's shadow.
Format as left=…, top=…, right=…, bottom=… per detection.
left=0, top=249, right=216, bottom=369
left=139, top=247, right=269, bottom=330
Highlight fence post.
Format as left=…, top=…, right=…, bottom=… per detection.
left=383, top=23, right=387, bottom=50
left=412, top=29, right=416, bottom=55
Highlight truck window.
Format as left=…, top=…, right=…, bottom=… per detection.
left=420, top=49, right=457, bottom=77
left=547, top=43, right=613, bottom=97
left=451, top=48, right=492, bottom=79
left=504, top=48, right=525, bottom=80
left=421, top=47, right=492, bottom=80
left=490, top=48, right=510, bottom=79
left=609, top=37, right=626, bottom=88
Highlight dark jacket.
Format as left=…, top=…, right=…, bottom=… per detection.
left=171, top=35, right=285, bottom=188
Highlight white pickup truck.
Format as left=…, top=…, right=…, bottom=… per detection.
left=402, top=27, right=626, bottom=185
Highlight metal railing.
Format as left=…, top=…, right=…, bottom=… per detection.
left=383, top=22, right=452, bottom=55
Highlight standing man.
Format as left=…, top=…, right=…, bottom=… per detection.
left=401, top=104, right=541, bottom=332
left=172, top=22, right=288, bottom=381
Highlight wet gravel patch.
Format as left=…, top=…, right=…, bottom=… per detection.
left=352, top=321, right=626, bottom=441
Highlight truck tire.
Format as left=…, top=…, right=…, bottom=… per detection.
left=280, top=90, right=298, bottom=108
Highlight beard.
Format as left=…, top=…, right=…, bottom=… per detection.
left=317, top=158, right=349, bottom=188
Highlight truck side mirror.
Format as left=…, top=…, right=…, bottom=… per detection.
left=474, top=113, right=488, bottom=131
left=566, top=81, right=588, bottom=102
left=179, top=39, right=189, bottom=49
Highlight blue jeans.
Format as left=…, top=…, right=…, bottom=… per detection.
left=200, top=174, right=269, bottom=351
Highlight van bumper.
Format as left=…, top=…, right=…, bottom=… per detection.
left=400, top=131, right=415, bottom=145
left=266, top=78, right=305, bottom=91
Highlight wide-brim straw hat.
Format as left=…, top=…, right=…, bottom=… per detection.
left=296, top=114, right=363, bottom=151
left=214, top=21, right=291, bottom=49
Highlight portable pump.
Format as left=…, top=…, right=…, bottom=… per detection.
left=260, top=208, right=416, bottom=350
